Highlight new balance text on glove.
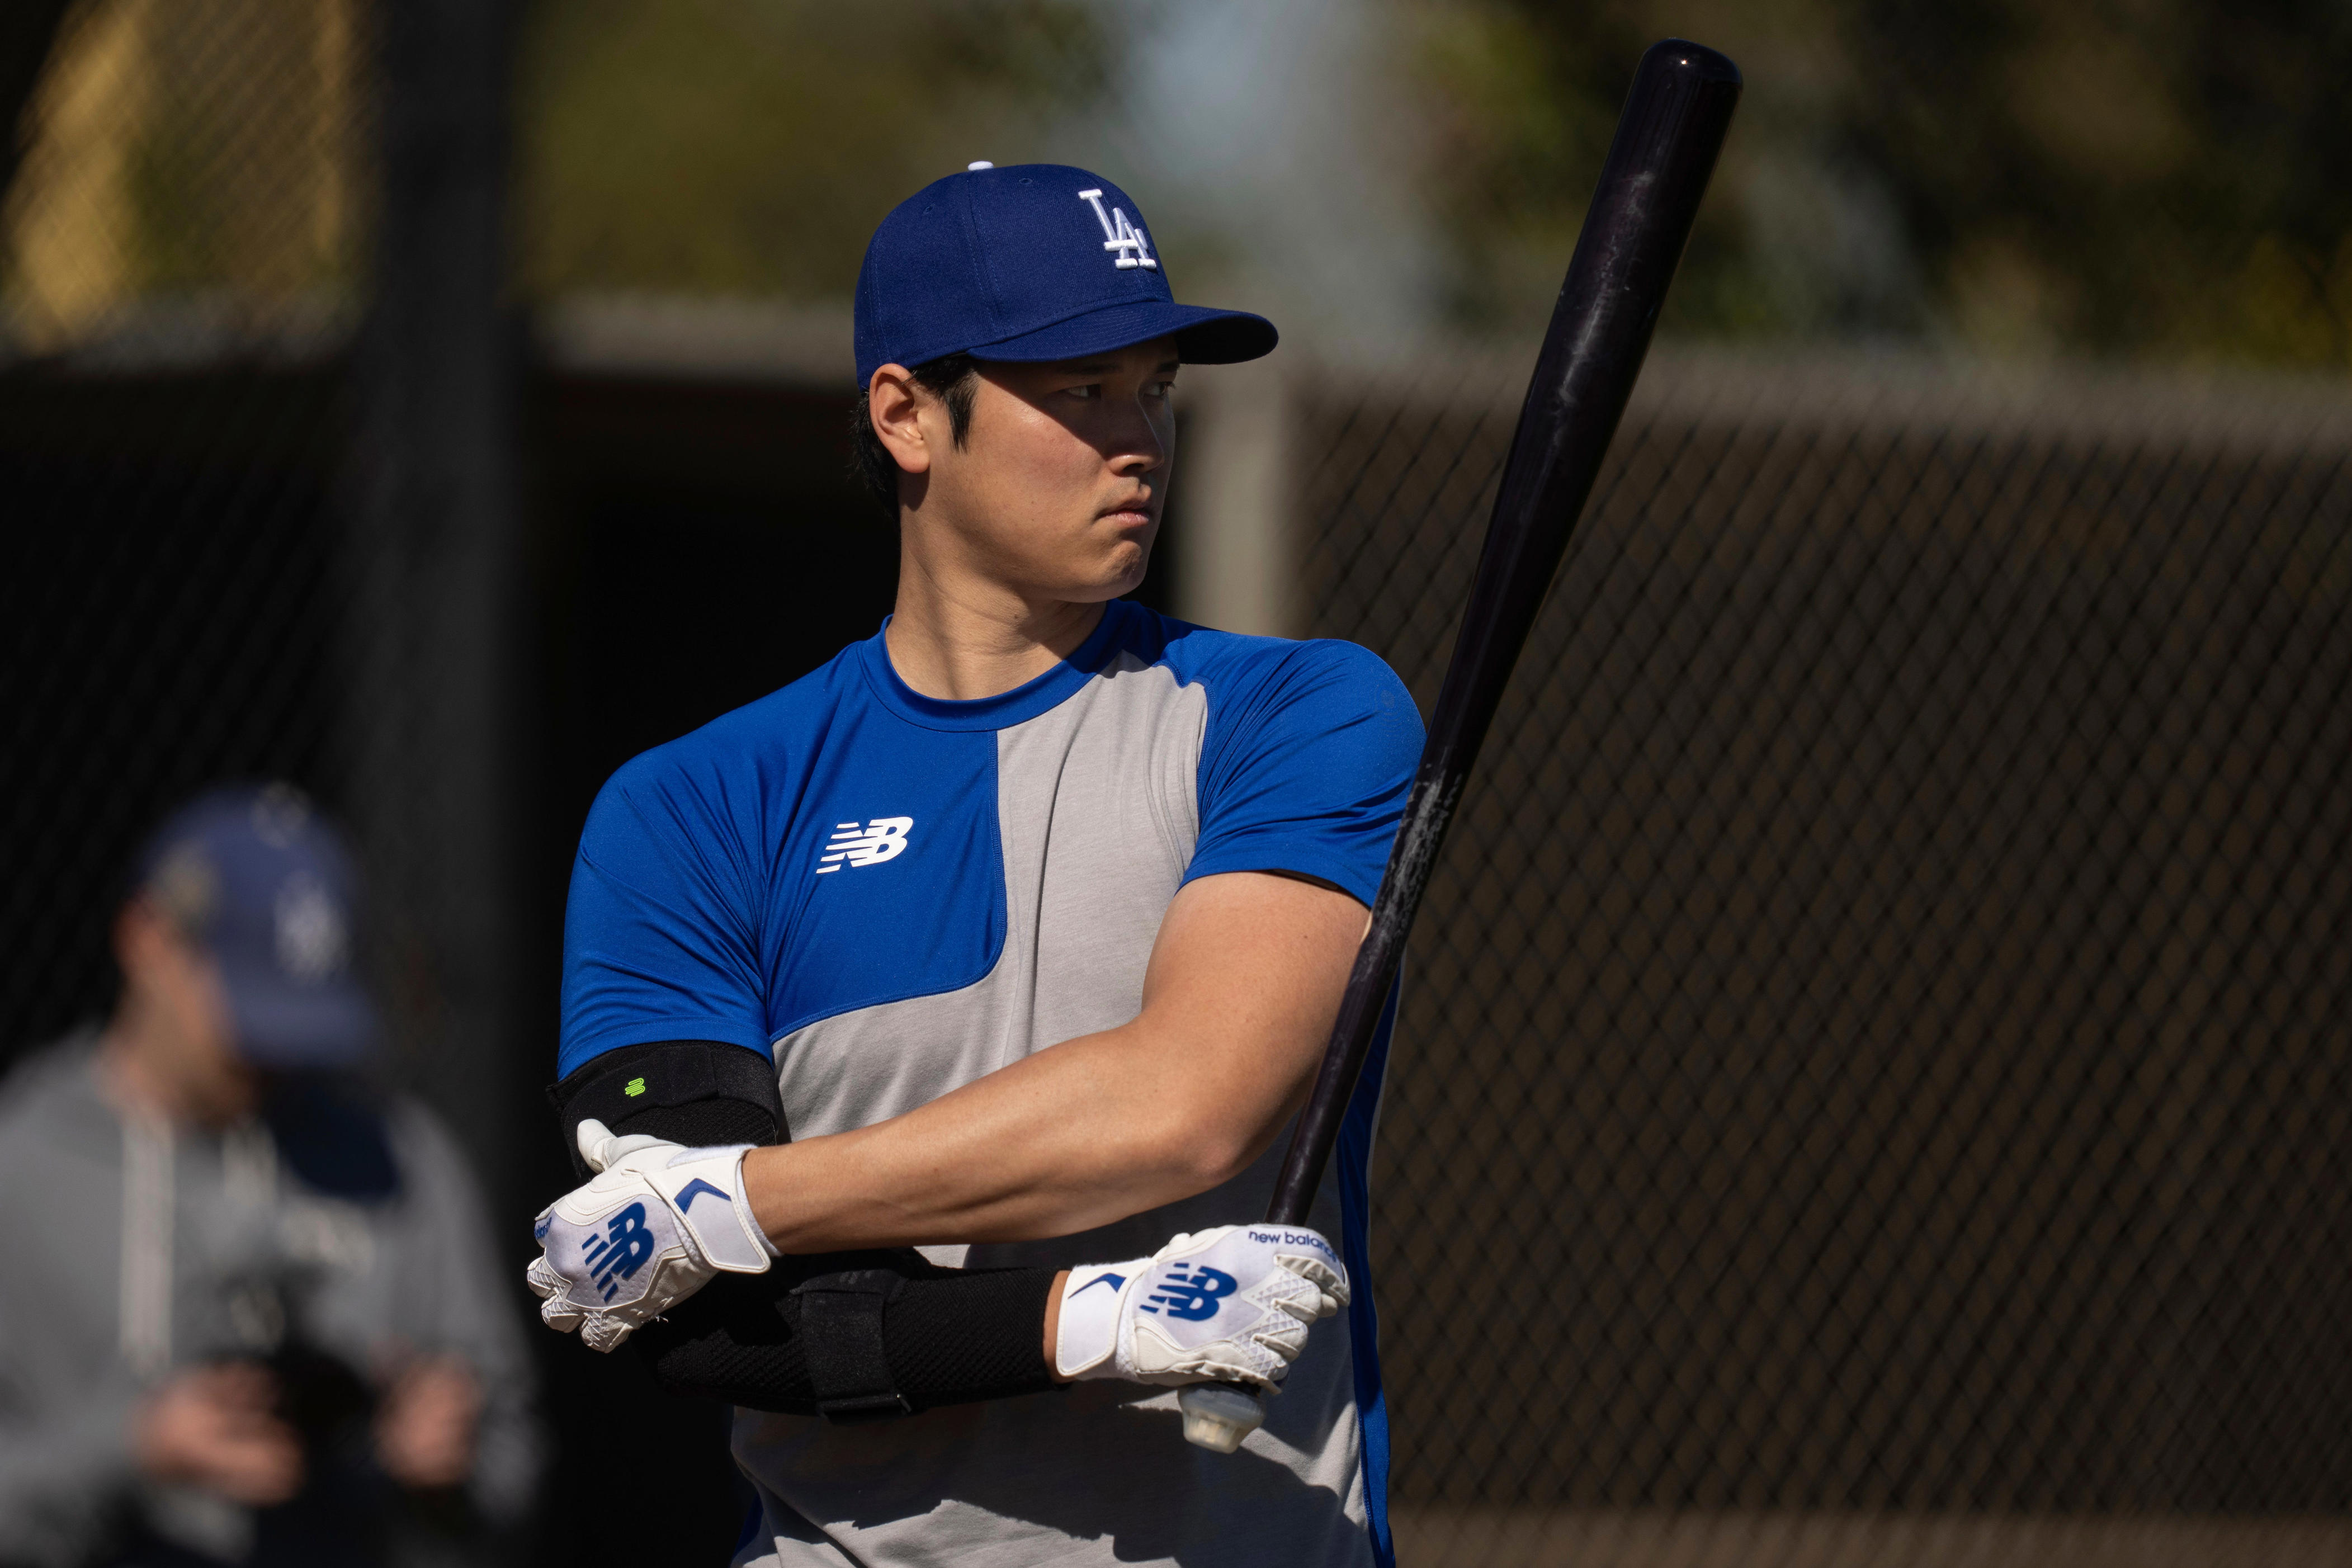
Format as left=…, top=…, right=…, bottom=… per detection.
left=1052, top=1225, right=1348, bottom=1391
left=526, top=1119, right=777, bottom=1352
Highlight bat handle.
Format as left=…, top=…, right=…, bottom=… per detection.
left=1178, top=994, right=1340, bottom=1452
left=1178, top=1380, right=1265, bottom=1452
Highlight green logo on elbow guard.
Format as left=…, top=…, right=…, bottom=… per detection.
left=623, top=1076, right=646, bottom=1098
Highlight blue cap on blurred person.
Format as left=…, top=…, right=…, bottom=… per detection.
left=853, top=162, right=1277, bottom=385
left=133, top=784, right=376, bottom=1069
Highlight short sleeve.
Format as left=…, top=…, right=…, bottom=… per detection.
left=558, top=754, right=777, bottom=1078
left=1182, top=640, right=1423, bottom=907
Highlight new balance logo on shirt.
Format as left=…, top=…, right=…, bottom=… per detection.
left=816, top=816, right=913, bottom=874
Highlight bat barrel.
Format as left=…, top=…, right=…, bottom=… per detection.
left=1268, top=39, right=1741, bottom=1228
left=1183, top=39, right=1739, bottom=1458
left=1419, top=39, right=1740, bottom=804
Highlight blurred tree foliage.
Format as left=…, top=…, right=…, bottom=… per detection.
left=3, top=0, right=360, bottom=346
left=1411, top=0, right=2352, bottom=365
left=519, top=0, right=1108, bottom=299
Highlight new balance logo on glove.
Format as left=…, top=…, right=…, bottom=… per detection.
left=1139, top=1265, right=1238, bottom=1321
left=581, top=1202, right=657, bottom=1301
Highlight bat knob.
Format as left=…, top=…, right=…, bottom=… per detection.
left=1178, top=1381, right=1265, bottom=1453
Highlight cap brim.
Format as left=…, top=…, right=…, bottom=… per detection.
left=966, top=299, right=1277, bottom=368
left=219, top=957, right=378, bottom=1070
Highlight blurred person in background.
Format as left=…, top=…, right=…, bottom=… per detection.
left=0, top=785, right=540, bottom=1568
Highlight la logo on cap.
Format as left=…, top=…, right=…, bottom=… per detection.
left=1076, top=188, right=1156, bottom=271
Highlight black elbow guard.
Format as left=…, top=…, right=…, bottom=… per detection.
left=546, top=1040, right=785, bottom=1180
left=636, top=1260, right=1060, bottom=1421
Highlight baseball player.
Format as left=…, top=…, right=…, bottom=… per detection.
left=526, top=164, right=1420, bottom=1567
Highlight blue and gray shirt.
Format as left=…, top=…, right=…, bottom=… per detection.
left=560, top=599, right=1420, bottom=1567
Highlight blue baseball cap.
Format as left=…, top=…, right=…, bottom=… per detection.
left=854, top=162, right=1277, bottom=385
left=132, top=785, right=376, bottom=1069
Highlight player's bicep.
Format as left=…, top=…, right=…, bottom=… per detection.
left=1135, top=871, right=1366, bottom=1151
left=559, top=775, right=772, bottom=1078
left=1184, top=641, right=1421, bottom=906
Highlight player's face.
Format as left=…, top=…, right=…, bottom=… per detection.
left=928, top=338, right=1179, bottom=602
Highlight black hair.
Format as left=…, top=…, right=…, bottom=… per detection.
left=849, top=353, right=980, bottom=518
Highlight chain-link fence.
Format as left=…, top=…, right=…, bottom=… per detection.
left=1301, top=352, right=2352, bottom=1561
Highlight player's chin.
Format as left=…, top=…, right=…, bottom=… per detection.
left=1062, top=536, right=1152, bottom=602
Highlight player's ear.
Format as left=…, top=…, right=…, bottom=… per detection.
left=868, top=365, right=933, bottom=477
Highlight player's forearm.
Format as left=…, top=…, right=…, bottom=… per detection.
left=742, top=871, right=1365, bottom=1251
left=742, top=1015, right=1297, bottom=1249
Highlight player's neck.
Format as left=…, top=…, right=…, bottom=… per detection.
left=884, top=548, right=1109, bottom=702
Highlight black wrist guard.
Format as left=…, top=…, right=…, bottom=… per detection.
left=635, top=1258, right=1060, bottom=1421
left=546, top=1040, right=785, bottom=1180
left=546, top=1042, right=1058, bottom=1421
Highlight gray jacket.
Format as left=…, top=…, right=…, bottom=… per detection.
left=0, top=1035, right=540, bottom=1566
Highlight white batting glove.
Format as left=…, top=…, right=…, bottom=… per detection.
left=525, top=1119, right=776, bottom=1352
left=1054, top=1224, right=1349, bottom=1392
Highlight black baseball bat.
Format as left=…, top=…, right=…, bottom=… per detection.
left=1179, top=37, right=1741, bottom=1454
